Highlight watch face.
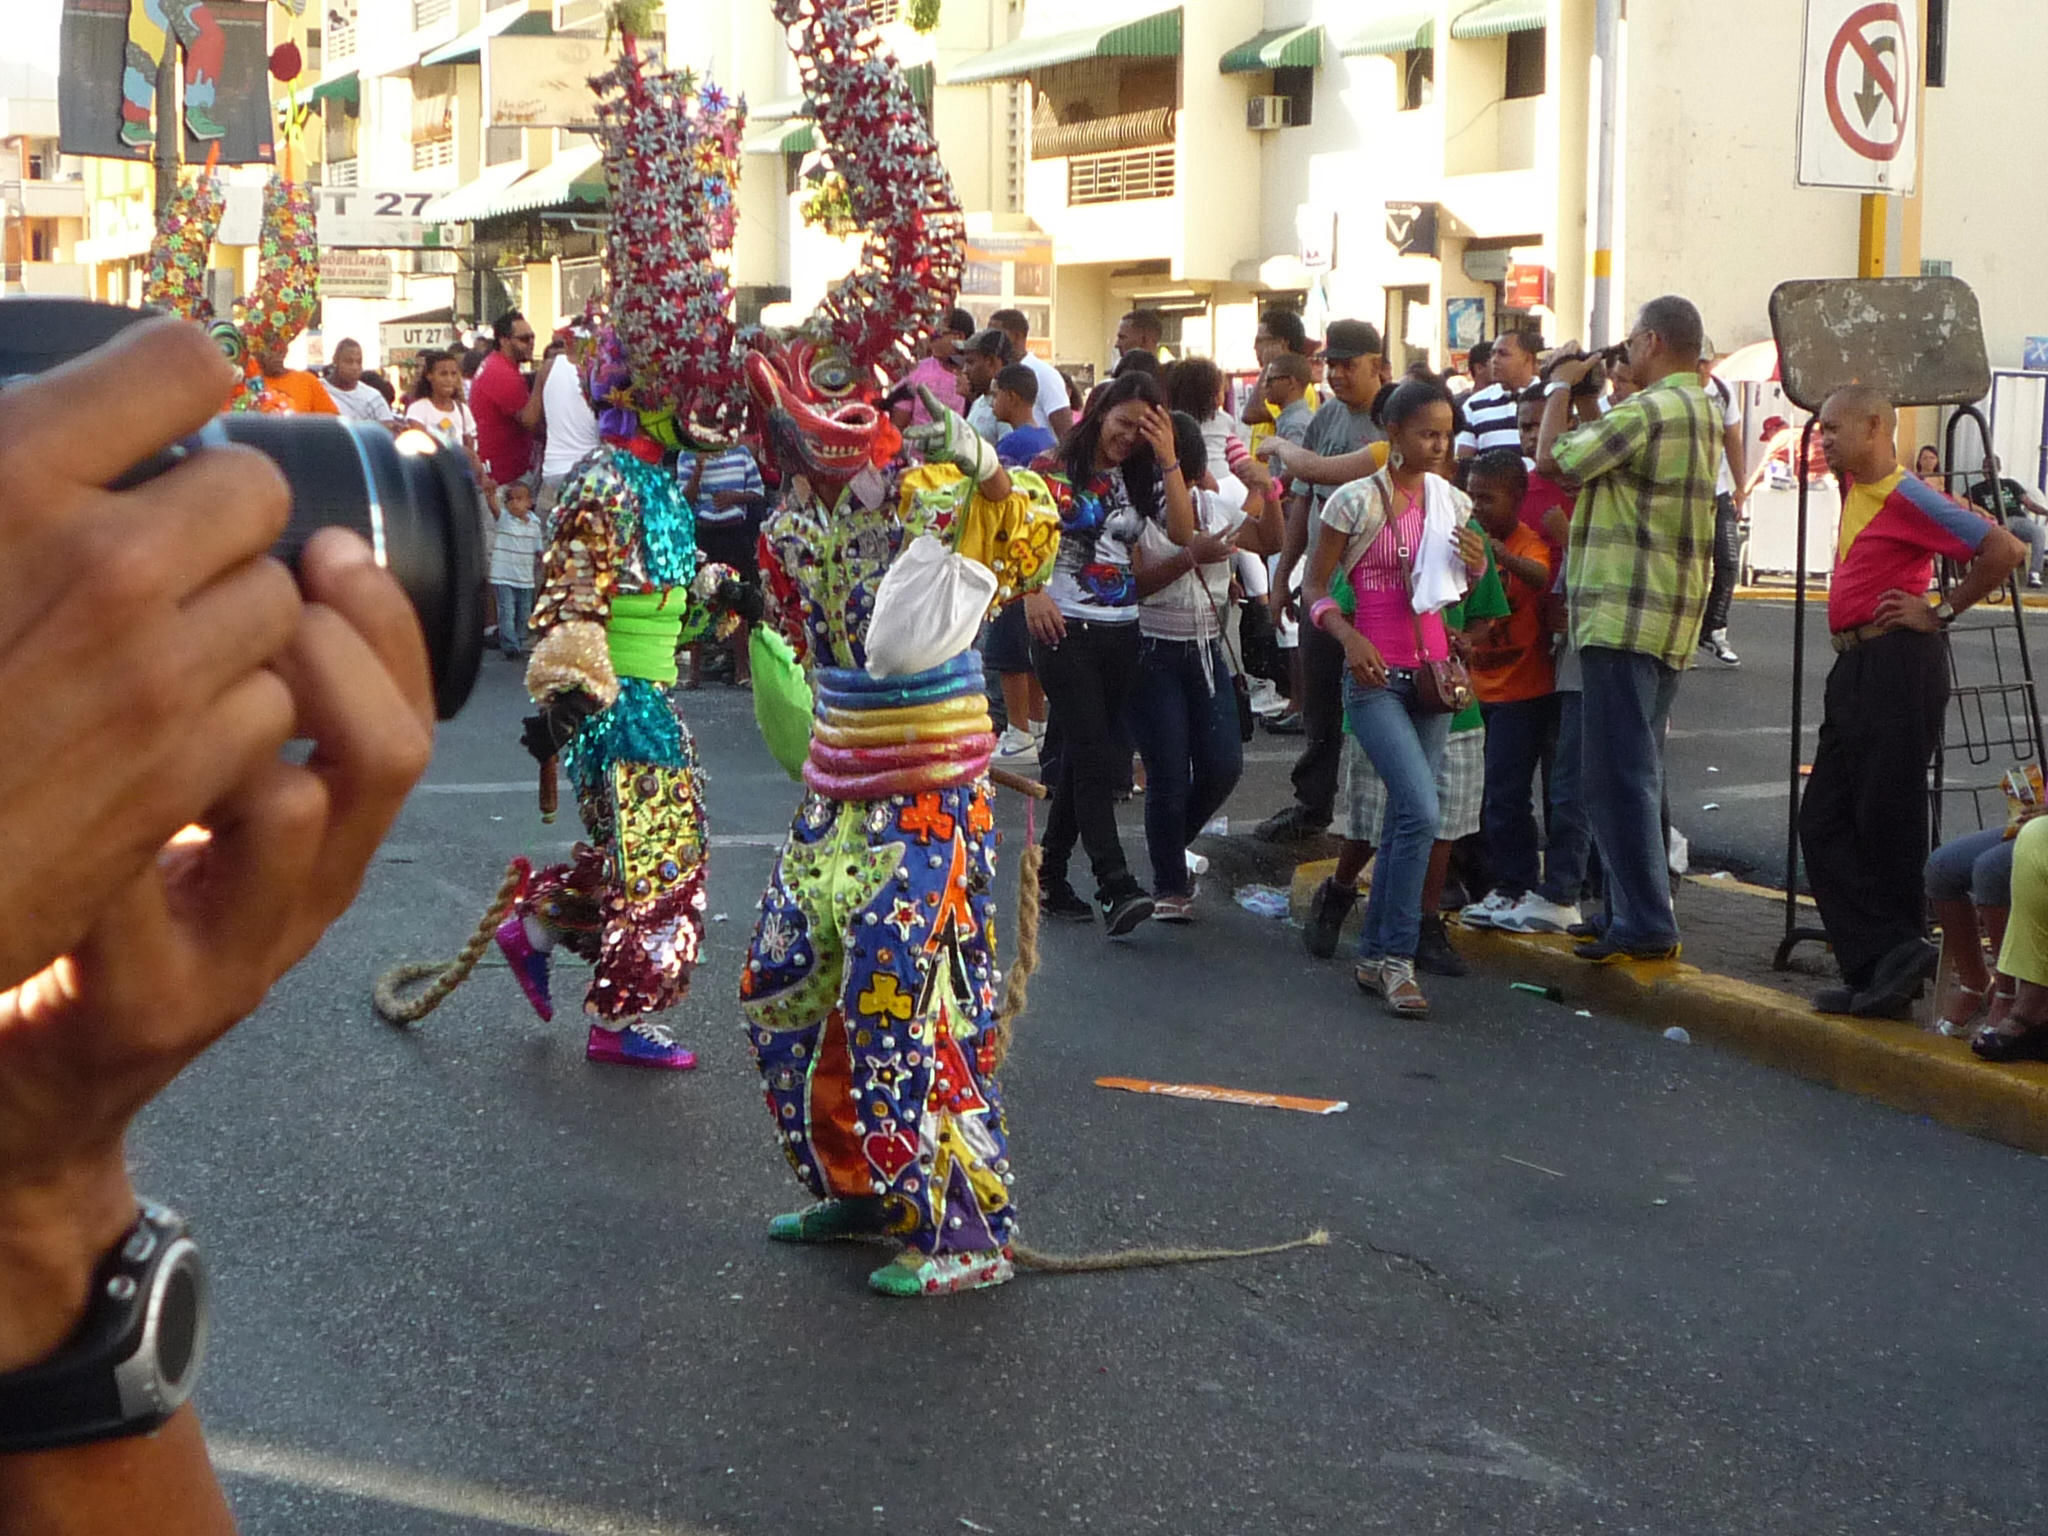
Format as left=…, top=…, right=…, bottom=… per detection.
left=157, top=1264, right=201, bottom=1387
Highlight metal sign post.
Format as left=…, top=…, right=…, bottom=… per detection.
left=1768, top=276, right=2043, bottom=969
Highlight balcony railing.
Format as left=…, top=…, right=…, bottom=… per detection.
left=414, top=0, right=453, bottom=31
left=328, top=20, right=357, bottom=57
left=1067, top=146, right=1174, bottom=205
left=412, top=137, right=455, bottom=172
left=326, top=157, right=359, bottom=188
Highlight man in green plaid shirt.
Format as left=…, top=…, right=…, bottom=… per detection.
left=1536, top=295, right=1719, bottom=963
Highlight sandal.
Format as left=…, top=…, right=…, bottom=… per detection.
left=1355, top=958, right=1385, bottom=996
left=1970, top=1012, right=2048, bottom=1062
left=1934, top=979, right=1990, bottom=1039
left=1379, top=958, right=1431, bottom=1020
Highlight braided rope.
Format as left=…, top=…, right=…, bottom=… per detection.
left=1012, top=1229, right=1330, bottom=1274
left=988, top=842, right=1040, bottom=1072
left=372, top=860, right=528, bottom=1027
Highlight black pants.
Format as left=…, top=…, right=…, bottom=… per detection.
left=1702, top=492, right=1741, bottom=636
left=1289, top=619, right=1346, bottom=824
left=1799, top=629, right=1949, bottom=987
left=1034, top=619, right=1142, bottom=899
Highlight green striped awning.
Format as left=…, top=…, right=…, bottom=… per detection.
left=419, top=146, right=605, bottom=222
left=1220, top=24, right=1322, bottom=74
left=1450, top=0, right=1548, bottom=40
left=308, top=71, right=359, bottom=105
left=742, top=119, right=816, bottom=156
left=1338, top=11, right=1434, bottom=57
left=945, top=8, right=1181, bottom=86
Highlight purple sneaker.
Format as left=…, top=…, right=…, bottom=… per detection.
left=495, top=915, right=553, bottom=1022
left=586, top=1022, right=697, bottom=1071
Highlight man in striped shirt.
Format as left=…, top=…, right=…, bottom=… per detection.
left=1456, top=327, right=1540, bottom=462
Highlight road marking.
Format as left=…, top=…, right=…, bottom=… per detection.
left=1683, top=780, right=1788, bottom=803
left=1095, top=1076, right=1348, bottom=1115
left=1666, top=725, right=1815, bottom=741
left=412, top=781, right=539, bottom=794
left=211, top=1436, right=728, bottom=1536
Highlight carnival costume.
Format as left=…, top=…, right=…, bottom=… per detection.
left=492, top=50, right=751, bottom=1071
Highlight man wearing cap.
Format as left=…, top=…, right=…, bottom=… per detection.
left=1255, top=318, right=1389, bottom=843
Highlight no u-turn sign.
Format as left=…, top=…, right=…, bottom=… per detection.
left=1798, top=0, right=1921, bottom=192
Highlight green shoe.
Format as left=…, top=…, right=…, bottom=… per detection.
left=119, top=120, right=154, bottom=149
left=867, top=1248, right=1015, bottom=1298
left=766, top=1198, right=888, bottom=1244
left=183, top=106, right=225, bottom=141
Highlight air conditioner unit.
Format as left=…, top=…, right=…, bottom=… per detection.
left=1246, top=95, right=1293, bottom=131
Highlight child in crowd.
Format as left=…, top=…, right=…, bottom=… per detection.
left=993, top=364, right=1057, bottom=467
left=489, top=477, right=543, bottom=659
left=1457, top=450, right=1564, bottom=930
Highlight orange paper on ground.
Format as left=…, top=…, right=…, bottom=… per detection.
left=1094, top=1077, right=1349, bottom=1116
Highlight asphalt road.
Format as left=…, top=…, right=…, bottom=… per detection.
left=135, top=654, right=2048, bottom=1535
left=1654, top=596, right=2048, bottom=884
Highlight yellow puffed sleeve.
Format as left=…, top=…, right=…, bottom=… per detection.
left=897, top=463, right=1061, bottom=610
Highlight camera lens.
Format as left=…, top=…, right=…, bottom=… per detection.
left=0, top=297, right=485, bottom=719
left=206, top=416, right=484, bottom=720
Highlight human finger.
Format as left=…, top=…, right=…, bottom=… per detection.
left=105, top=442, right=293, bottom=603
left=178, top=757, right=330, bottom=984
left=266, top=603, right=433, bottom=918
left=296, top=528, right=435, bottom=734
left=0, top=317, right=234, bottom=495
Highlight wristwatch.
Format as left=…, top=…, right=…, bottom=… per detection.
left=0, top=1203, right=209, bottom=1453
left=1934, top=599, right=1958, bottom=627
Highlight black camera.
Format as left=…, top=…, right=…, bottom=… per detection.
left=0, top=297, right=484, bottom=719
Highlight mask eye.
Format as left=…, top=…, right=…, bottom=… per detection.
left=809, top=353, right=855, bottom=398
left=209, top=322, right=245, bottom=366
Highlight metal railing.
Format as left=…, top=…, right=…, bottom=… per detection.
left=412, top=137, right=455, bottom=172
left=326, top=157, right=359, bottom=187
left=1066, top=145, right=1174, bottom=205
left=413, top=0, right=452, bottom=31
left=328, top=20, right=357, bottom=57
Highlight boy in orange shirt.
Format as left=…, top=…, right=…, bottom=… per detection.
left=1459, top=448, right=1563, bottom=930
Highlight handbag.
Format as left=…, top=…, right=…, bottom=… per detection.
left=1198, top=549, right=1257, bottom=744
left=1392, top=487, right=1475, bottom=717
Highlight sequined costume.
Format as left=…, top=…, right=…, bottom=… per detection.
left=500, top=444, right=742, bottom=1060
left=742, top=365, right=1060, bottom=1293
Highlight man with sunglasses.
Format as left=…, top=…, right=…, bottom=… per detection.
left=471, top=309, right=547, bottom=488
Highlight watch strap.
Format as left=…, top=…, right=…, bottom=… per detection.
left=0, top=1205, right=201, bottom=1454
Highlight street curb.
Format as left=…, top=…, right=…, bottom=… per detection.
left=1284, top=858, right=2048, bottom=1155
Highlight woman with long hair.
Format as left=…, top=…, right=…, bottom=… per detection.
left=1022, top=370, right=1195, bottom=934
left=1163, top=355, right=1245, bottom=482
left=1126, top=412, right=1282, bottom=920
left=1299, top=378, right=1487, bottom=1017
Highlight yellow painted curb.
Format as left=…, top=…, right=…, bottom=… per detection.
left=1281, top=858, right=2048, bottom=1153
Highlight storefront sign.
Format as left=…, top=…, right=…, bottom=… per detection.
left=320, top=250, right=393, bottom=298
left=1384, top=201, right=1438, bottom=258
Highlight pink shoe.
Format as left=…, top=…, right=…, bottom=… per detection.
left=586, top=1021, right=697, bottom=1071
left=495, top=914, right=553, bottom=1022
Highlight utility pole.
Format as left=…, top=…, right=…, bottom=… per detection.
left=150, top=46, right=179, bottom=225
left=1588, top=0, right=1620, bottom=345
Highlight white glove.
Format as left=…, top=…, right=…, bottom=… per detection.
left=904, top=385, right=1001, bottom=484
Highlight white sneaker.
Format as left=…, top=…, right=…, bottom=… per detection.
left=1459, top=891, right=1518, bottom=930
left=995, top=726, right=1037, bottom=761
left=1495, top=892, right=1583, bottom=934
left=1185, top=849, right=1209, bottom=877
left=1702, top=628, right=1740, bottom=666
left=1247, top=678, right=1285, bottom=718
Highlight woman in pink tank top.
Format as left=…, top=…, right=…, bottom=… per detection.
left=1297, top=378, right=1484, bottom=1019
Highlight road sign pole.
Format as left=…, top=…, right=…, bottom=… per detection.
left=1857, top=192, right=1887, bottom=277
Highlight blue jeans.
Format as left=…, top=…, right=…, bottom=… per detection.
left=1480, top=695, right=1557, bottom=896
left=1343, top=673, right=1449, bottom=962
left=1127, top=637, right=1244, bottom=897
left=1579, top=647, right=1682, bottom=949
left=494, top=582, right=534, bottom=654
left=1925, top=825, right=2017, bottom=908
left=1540, top=687, right=1593, bottom=905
